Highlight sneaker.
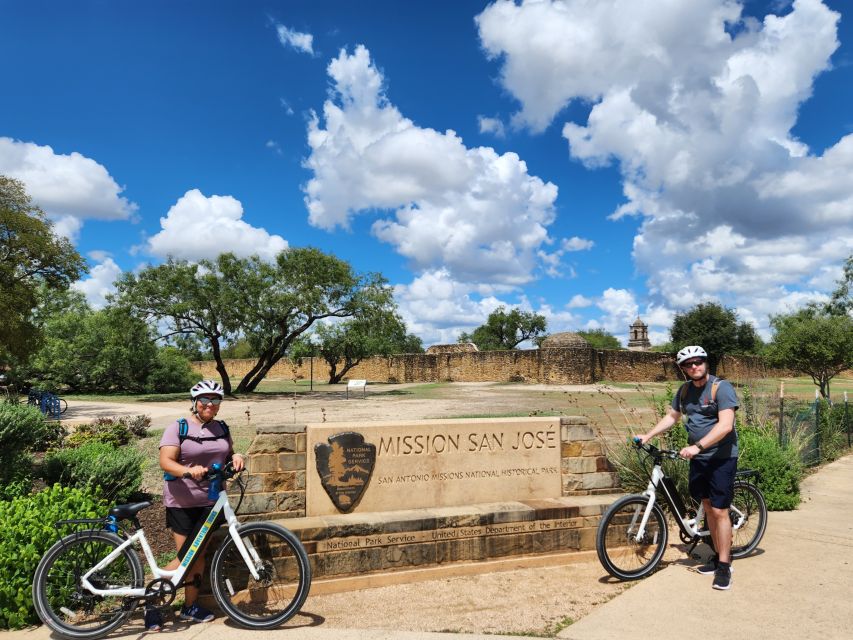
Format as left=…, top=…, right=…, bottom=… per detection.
left=180, top=603, right=215, bottom=623
left=696, top=555, right=718, bottom=575
left=144, top=608, right=163, bottom=632
left=712, top=564, right=732, bottom=590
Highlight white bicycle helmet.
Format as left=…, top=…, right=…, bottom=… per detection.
left=190, top=380, right=224, bottom=398
left=676, top=345, right=708, bottom=364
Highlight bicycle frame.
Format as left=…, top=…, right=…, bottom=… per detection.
left=633, top=459, right=750, bottom=544
left=79, top=488, right=260, bottom=598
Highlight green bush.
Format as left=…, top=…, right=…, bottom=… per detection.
left=738, top=424, right=802, bottom=510
left=815, top=400, right=848, bottom=464
left=0, top=452, right=35, bottom=502
left=0, top=403, right=51, bottom=455
left=64, top=418, right=133, bottom=448
left=0, top=484, right=106, bottom=629
left=0, top=404, right=52, bottom=500
left=124, top=414, right=152, bottom=438
left=43, top=442, right=143, bottom=503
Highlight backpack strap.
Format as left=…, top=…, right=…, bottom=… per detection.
left=678, top=376, right=720, bottom=412
left=165, top=419, right=230, bottom=480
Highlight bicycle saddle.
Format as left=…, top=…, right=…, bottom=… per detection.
left=110, top=501, right=152, bottom=520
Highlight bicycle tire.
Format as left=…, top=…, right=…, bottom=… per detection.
left=60, top=398, right=68, bottom=414
left=32, top=530, right=143, bottom=640
left=210, top=521, right=312, bottom=629
left=596, top=494, right=668, bottom=581
left=705, top=481, right=768, bottom=558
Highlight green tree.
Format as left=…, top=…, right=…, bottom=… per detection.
left=576, top=329, right=622, bottom=350
left=116, top=248, right=393, bottom=394
left=670, top=302, right=760, bottom=374
left=458, top=306, right=547, bottom=350
left=824, top=254, right=852, bottom=316
left=313, top=311, right=420, bottom=384
left=25, top=292, right=193, bottom=393
left=766, top=308, right=853, bottom=400
left=0, top=176, right=86, bottom=364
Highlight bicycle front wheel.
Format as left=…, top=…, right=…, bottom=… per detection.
left=32, top=530, right=143, bottom=640
left=596, top=494, right=668, bottom=581
left=59, top=398, right=69, bottom=414
left=211, top=522, right=312, bottom=629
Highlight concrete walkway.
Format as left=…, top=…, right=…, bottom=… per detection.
left=6, top=454, right=852, bottom=640
left=560, top=453, right=853, bottom=640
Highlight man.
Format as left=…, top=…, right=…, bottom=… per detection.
left=638, top=345, right=739, bottom=590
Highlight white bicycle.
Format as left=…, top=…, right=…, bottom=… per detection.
left=32, top=463, right=311, bottom=639
left=596, top=439, right=768, bottom=580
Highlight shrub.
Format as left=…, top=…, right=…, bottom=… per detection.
left=43, top=441, right=143, bottom=503
left=64, top=418, right=133, bottom=449
left=0, top=404, right=52, bottom=501
left=124, top=414, right=152, bottom=438
left=0, top=403, right=51, bottom=455
left=0, top=484, right=106, bottom=629
left=737, top=424, right=802, bottom=510
left=815, top=400, right=848, bottom=464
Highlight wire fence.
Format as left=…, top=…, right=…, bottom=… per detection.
left=777, top=392, right=851, bottom=467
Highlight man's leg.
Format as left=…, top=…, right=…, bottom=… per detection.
left=708, top=504, right=732, bottom=564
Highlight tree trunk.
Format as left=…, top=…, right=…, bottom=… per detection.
left=329, top=356, right=360, bottom=384
left=209, top=335, right=232, bottom=395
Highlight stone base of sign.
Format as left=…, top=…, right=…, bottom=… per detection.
left=276, top=494, right=618, bottom=581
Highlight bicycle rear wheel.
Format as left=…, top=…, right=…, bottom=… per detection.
left=596, top=495, right=668, bottom=581
left=32, top=530, right=143, bottom=640
left=706, top=481, right=767, bottom=558
left=211, top=522, right=311, bottom=629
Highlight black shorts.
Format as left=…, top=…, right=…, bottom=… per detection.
left=165, top=506, right=223, bottom=559
left=688, top=456, right=737, bottom=509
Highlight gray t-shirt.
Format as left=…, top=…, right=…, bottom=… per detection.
left=671, top=376, right=739, bottom=460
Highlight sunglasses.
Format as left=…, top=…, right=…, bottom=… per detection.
left=196, top=397, right=222, bottom=406
left=680, top=359, right=706, bottom=369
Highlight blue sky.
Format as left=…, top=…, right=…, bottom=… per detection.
left=1, top=0, right=851, bottom=347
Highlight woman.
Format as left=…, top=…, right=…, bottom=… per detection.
left=145, top=380, right=244, bottom=631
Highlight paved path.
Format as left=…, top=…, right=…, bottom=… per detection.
left=560, top=453, right=853, bottom=640
left=7, top=454, right=852, bottom=640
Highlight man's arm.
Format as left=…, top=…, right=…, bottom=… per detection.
left=638, top=407, right=681, bottom=445
left=679, top=408, right=735, bottom=459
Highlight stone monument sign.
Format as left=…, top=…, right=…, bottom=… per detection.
left=307, top=417, right=562, bottom=516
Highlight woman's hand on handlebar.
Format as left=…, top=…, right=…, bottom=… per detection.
left=634, top=433, right=652, bottom=446
left=184, top=464, right=208, bottom=481
left=231, top=453, right=245, bottom=473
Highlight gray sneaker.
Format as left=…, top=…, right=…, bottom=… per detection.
left=712, top=564, right=732, bottom=590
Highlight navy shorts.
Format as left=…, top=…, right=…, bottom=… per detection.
left=688, top=456, right=737, bottom=509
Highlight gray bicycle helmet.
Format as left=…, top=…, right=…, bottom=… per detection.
left=675, top=345, right=708, bottom=364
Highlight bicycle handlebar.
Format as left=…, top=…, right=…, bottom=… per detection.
left=631, top=437, right=681, bottom=460
left=181, top=461, right=239, bottom=481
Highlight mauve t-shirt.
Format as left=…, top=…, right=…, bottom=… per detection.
left=159, top=418, right=232, bottom=508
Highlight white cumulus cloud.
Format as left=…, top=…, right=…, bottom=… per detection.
left=0, top=137, right=137, bottom=240
left=275, top=24, right=314, bottom=55
left=477, top=0, right=853, bottom=334
left=146, top=189, right=288, bottom=261
left=304, top=45, right=560, bottom=287
left=72, top=255, right=123, bottom=309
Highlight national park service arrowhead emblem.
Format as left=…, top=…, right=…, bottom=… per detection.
left=314, top=432, right=376, bottom=513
